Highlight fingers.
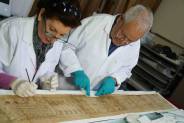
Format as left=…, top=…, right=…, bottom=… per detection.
left=40, top=74, right=59, bottom=90
left=40, top=75, right=50, bottom=82
left=77, top=78, right=90, bottom=96
left=95, top=86, right=105, bottom=96
left=31, top=82, right=38, bottom=89
left=29, top=83, right=38, bottom=94
left=40, top=72, right=56, bottom=82
left=21, top=84, right=35, bottom=97
left=72, top=72, right=90, bottom=96
left=74, top=78, right=90, bottom=96
left=85, top=82, right=90, bottom=96
left=22, top=90, right=35, bottom=97
left=40, top=73, right=59, bottom=89
left=15, top=82, right=37, bottom=97
left=95, top=83, right=106, bottom=96
left=95, top=85, right=112, bottom=96
left=51, top=82, right=58, bottom=89
left=95, top=88, right=113, bottom=96
left=40, top=80, right=50, bottom=89
left=50, top=74, right=59, bottom=89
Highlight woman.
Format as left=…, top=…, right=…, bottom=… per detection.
left=0, top=0, right=81, bottom=97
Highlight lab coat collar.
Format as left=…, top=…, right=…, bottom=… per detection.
left=103, top=15, right=119, bottom=54
left=103, top=15, right=118, bottom=35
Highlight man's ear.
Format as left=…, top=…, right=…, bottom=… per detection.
left=38, top=8, right=45, bottom=21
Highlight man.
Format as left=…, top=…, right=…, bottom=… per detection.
left=59, top=5, right=153, bottom=96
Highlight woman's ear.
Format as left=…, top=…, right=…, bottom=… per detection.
left=38, top=8, right=45, bottom=21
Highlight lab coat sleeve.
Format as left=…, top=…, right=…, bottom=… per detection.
left=59, top=25, right=86, bottom=77
left=60, top=45, right=83, bottom=77
left=0, top=20, right=19, bottom=88
left=0, top=20, right=18, bottom=67
left=111, top=49, right=140, bottom=89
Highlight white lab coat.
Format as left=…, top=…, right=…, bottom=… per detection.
left=0, top=17, right=63, bottom=82
left=59, top=14, right=140, bottom=90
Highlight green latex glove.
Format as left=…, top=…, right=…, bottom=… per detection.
left=95, top=76, right=115, bottom=96
left=71, top=70, right=90, bottom=96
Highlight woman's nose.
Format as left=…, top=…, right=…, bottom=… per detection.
left=55, top=33, right=63, bottom=39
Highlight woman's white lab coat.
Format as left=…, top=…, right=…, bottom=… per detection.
left=59, top=14, right=140, bottom=90
left=0, top=17, right=63, bottom=82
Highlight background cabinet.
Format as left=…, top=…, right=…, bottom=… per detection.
left=126, top=44, right=184, bottom=96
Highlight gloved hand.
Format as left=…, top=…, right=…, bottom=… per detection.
left=71, top=70, right=90, bottom=96
left=39, top=72, right=59, bottom=90
left=11, top=79, right=38, bottom=97
left=95, top=76, right=116, bottom=96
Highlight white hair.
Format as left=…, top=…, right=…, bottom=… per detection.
left=124, top=4, right=153, bottom=32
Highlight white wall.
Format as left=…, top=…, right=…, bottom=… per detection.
left=151, top=0, right=184, bottom=48
left=152, top=34, right=184, bottom=55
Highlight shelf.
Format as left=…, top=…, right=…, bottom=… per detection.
left=139, top=56, right=175, bottom=79
left=137, top=61, right=171, bottom=84
left=132, top=67, right=166, bottom=90
left=128, top=75, right=153, bottom=91
left=140, top=50, right=170, bottom=69
left=143, top=45, right=183, bottom=66
left=139, top=52, right=177, bottom=75
left=141, top=45, right=181, bottom=69
left=129, top=44, right=184, bottom=96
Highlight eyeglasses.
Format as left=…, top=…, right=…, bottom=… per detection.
left=60, top=30, right=71, bottom=43
left=59, top=30, right=78, bottom=49
left=40, top=15, right=76, bottom=48
left=116, top=30, right=132, bottom=42
left=42, top=15, right=71, bottom=41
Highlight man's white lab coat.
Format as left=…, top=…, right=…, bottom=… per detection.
left=59, top=14, right=140, bottom=90
left=0, top=17, right=63, bottom=82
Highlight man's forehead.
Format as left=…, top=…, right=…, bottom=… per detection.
left=123, top=21, right=144, bottom=40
